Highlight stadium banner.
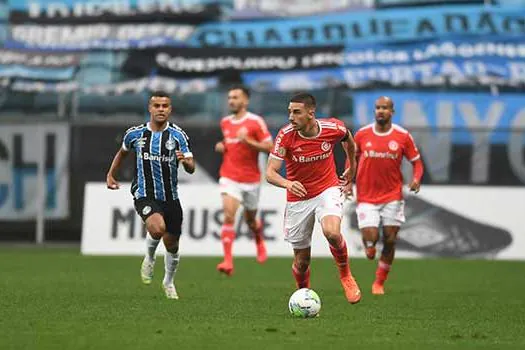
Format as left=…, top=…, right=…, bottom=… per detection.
left=7, top=0, right=231, bottom=24
left=6, top=5, right=525, bottom=49
left=0, top=124, right=70, bottom=220
left=188, top=5, right=525, bottom=48
left=123, top=46, right=345, bottom=76
left=81, top=183, right=523, bottom=260
left=0, top=49, right=82, bottom=80
left=230, top=0, right=373, bottom=19
left=6, top=23, right=195, bottom=50
left=5, top=76, right=218, bottom=94
left=242, top=39, right=525, bottom=88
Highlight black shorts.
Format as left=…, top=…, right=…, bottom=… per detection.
left=134, top=198, right=183, bottom=236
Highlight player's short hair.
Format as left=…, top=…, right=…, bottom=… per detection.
left=149, top=90, right=171, bottom=101
left=290, top=93, right=316, bottom=109
left=228, top=85, right=250, bottom=98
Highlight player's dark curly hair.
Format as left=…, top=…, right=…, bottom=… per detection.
left=290, top=93, right=316, bottom=109
left=149, top=90, right=171, bottom=100
left=228, top=85, right=250, bottom=98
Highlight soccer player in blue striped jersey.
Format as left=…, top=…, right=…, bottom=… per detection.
left=106, top=91, right=195, bottom=300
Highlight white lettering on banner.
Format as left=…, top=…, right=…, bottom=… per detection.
left=27, top=0, right=206, bottom=19
left=0, top=124, right=70, bottom=220
left=81, top=183, right=525, bottom=260
left=10, top=24, right=194, bottom=49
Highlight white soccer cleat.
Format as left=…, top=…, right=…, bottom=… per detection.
left=140, top=258, right=155, bottom=285
left=162, top=283, right=179, bottom=300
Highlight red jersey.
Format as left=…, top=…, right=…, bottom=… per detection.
left=219, top=112, right=272, bottom=183
left=354, top=123, right=421, bottom=204
left=271, top=118, right=348, bottom=202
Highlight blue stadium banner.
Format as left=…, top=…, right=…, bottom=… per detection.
left=242, top=39, right=525, bottom=88
left=8, top=0, right=232, bottom=24
left=189, top=5, right=525, bottom=48
left=0, top=49, right=82, bottom=80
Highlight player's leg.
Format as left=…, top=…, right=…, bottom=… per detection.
left=134, top=199, right=165, bottom=285
left=356, top=202, right=381, bottom=259
left=242, top=185, right=266, bottom=263
left=373, top=200, right=405, bottom=295
left=317, top=187, right=361, bottom=304
left=292, top=247, right=311, bottom=289
left=217, top=191, right=241, bottom=276
left=284, top=199, right=316, bottom=289
left=160, top=200, right=184, bottom=299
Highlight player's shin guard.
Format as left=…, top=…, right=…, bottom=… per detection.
left=292, top=264, right=310, bottom=289
left=375, top=259, right=391, bottom=285
left=220, top=224, right=235, bottom=264
left=329, top=235, right=351, bottom=279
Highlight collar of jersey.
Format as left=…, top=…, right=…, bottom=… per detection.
left=147, top=122, right=169, bottom=132
left=298, top=120, right=322, bottom=139
left=372, top=123, right=394, bottom=136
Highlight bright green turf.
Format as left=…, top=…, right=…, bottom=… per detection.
left=1, top=247, right=524, bottom=350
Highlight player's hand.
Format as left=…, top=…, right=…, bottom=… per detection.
left=176, top=150, right=190, bottom=164
left=339, top=167, right=354, bottom=198
left=215, top=142, right=225, bottom=153
left=286, top=181, right=307, bottom=198
left=106, top=174, right=120, bottom=190
left=409, top=180, right=421, bottom=194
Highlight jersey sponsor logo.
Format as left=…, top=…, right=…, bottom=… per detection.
left=321, top=142, right=331, bottom=152
left=165, top=137, right=177, bottom=151
left=291, top=152, right=331, bottom=163
left=388, top=140, right=399, bottom=151
left=139, top=152, right=175, bottom=162
left=363, top=150, right=399, bottom=159
left=365, top=141, right=372, bottom=147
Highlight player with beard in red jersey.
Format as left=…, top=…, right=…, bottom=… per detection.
left=215, top=86, right=273, bottom=276
left=351, top=96, right=424, bottom=295
left=266, top=93, right=361, bottom=304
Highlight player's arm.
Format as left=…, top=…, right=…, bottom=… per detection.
left=266, top=156, right=307, bottom=198
left=405, top=133, right=424, bottom=193
left=177, top=129, right=195, bottom=174
left=238, top=131, right=273, bottom=153
left=176, top=152, right=195, bottom=174
left=106, top=148, right=129, bottom=190
left=340, top=130, right=357, bottom=181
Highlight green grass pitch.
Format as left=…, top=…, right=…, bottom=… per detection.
left=1, top=247, right=524, bottom=350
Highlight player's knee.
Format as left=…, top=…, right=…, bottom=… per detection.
left=223, top=212, right=236, bottom=225
left=383, top=233, right=397, bottom=246
left=148, top=221, right=166, bottom=239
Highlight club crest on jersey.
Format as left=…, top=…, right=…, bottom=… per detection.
left=321, top=142, right=331, bottom=152
left=277, top=147, right=286, bottom=157
left=142, top=206, right=152, bottom=215
left=388, top=141, right=399, bottom=151
left=165, top=137, right=177, bottom=151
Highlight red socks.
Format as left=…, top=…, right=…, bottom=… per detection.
left=292, top=264, right=310, bottom=289
left=329, top=236, right=351, bottom=279
left=220, top=224, right=235, bottom=264
left=375, top=260, right=391, bottom=285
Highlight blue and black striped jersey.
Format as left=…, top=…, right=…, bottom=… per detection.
left=122, top=122, right=192, bottom=201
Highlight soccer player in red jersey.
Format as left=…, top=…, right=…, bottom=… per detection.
left=215, top=86, right=273, bottom=276
left=266, top=93, right=361, bottom=304
left=352, top=96, right=424, bottom=295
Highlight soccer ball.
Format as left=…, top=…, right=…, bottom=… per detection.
left=288, top=288, right=321, bottom=318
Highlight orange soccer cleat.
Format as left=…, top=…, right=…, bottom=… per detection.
left=365, top=246, right=376, bottom=260
left=216, top=261, right=234, bottom=276
left=372, top=282, right=385, bottom=295
left=340, top=275, right=362, bottom=304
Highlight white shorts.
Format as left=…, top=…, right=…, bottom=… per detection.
left=355, top=200, right=405, bottom=229
left=219, top=177, right=260, bottom=211
left=284, top=186, right=344, bottom=249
